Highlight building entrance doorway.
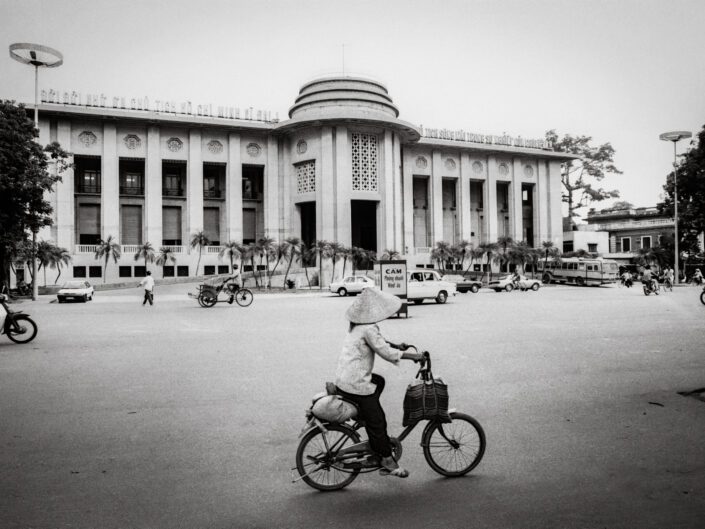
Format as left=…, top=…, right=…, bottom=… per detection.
left=351, top=200, right=377, bottom=252
left=298, top=201, right=316, bottom=266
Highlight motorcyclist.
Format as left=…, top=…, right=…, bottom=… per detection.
left=510, top=270, right=522, bottom=290
left=641, top=267, right=657, bottom=292
left=621, top=270, right=633, bottom=288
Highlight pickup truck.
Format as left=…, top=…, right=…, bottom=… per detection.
left=407, top=269, right=457, bottom=304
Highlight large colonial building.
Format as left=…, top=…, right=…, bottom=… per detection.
left=30, top=76, right=574, bottom=284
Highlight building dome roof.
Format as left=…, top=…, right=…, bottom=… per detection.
left=288, top=76, right=399, bottom=119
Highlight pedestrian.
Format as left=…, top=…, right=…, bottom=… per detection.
left=139, top=271, right=155, bottom=306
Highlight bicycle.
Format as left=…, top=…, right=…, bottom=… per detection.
left=189, top=276, right=253, bottom=308
left=293, top=349, right=486, bottom=491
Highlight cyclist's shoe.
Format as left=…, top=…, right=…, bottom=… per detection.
left=227, top=296, right=234, bottom=304
left=365, top=454, right=381, bottom=467
left=379, top=456, right=409, bottom=478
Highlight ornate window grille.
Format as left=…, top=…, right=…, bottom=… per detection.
left=296, top=160, right=316, bottom=194
left=351, top=133, right=378, bottom=191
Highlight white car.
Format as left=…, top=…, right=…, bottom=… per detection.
left=329, top=275, right=375, bottom=296
left=407, top=270, right=456, bottom=304
left=489, top=274, right=541, bottom=292
left=57, top=280, right=95, bottom=302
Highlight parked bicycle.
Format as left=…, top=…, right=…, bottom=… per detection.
left=0, top=293, right=38, bottom=344
left=189, top=275, right=253, bottom=308
left=293, top=349, right=486, bottom=491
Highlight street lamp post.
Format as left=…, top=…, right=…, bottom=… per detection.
left=9, top=43, right=63, bottom=301
left=659, top=130, right=692, bottom=285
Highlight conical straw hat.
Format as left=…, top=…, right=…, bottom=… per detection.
left=345, top=287, right=401, bottom=324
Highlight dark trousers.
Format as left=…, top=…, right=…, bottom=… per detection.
left=337, top=374, right=392, bottom=458
left=143, top=290, right=153, bottom=305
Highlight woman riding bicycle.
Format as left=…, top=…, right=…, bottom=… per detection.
left=335, top=287, right=422, bottom=478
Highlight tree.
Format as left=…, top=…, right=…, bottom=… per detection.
left=546, top=130, right=622, bottom=222
left=609, top=200, right=634, bottom=210
left=0, top=101, right=71, bottom=294
left=327, top=241, right=344, bottom=283
left=190, top=231, right=210, bottom=276
left=478, top=242, right=499, bottom=282
left=496, top=236, right=514, bottom=271
left=380, top=248, right=400, bottom=261
left=134, top=242, right=156, bottom=272
left=36, top=240, right=56, bottom=287
left=430, top=241, right=452, bottom=270
left=314, top=240, right=331, bottom=290
left=507, top=241, right=531, bottom=274
left=454, top=240, right=471, bottom=272
left=659, top=125, right=705, bottom=266
left=94, top=236, right=121, bottom=283
left=243, top=242, right=259, bottom=288
left=156, top=247, right=177, bottom=277
left=257, top=237, right=276, bottom=288
left=281, top=237, right=302, bottom=288
left=464, top=246, right=485, bottom=276
left=219, top=241, right=244, bottom=273
left=351, top=246, right=366, bottom=274
left=541, top=241, right=562, bottom=280
left=267, top=241, right=286, bottom=288
left=339, top=246, right=352, bottom=279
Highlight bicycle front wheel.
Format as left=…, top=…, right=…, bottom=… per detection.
left=422, top=412, right=486, bottom=477
left=235, top=288, right=253, bottom=307
left=6, top=315, right=38, bottom=344
left=295, top=423, right=361, bottom=491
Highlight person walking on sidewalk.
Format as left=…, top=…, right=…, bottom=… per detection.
left=140, top=271, right=155, bottom=306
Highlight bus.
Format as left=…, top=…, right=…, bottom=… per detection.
left=537, top=257, right=619, bottom=286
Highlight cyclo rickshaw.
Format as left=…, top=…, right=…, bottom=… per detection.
left=190, top=275, right=253, bottom=308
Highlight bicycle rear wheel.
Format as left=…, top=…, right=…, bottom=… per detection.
left=199, top=292, right=217, bottom=307
left=235, top=288, right=253, bottom=307
left=422, top=412, right=486, bottom=477
left=295, top=424, right=361, bottom=491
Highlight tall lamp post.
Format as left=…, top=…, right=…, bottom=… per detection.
left=659, top=130, right=692, bottom=285
left=9, top=43, right=63, bottom=301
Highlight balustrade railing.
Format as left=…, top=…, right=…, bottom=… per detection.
left=160, top=245, right=184, bottom=253
left=207, top=246, right=223, bottom=254
left=122, top=245, right=141, bottom=254
left=77, top=245, right=98, bottom=253
left=120, top=186, right=144, bottom=196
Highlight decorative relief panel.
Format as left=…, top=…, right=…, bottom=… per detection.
left=524, top=165, right=534, bottom=178
left=472, top=161, right=483, bottom=174
left=415, top=156, right=428, bottom=169
left=208, top=140, right=223, bottom=154
left=351, top=133, right=378, bottom=192
left=445, top=158, right=457, bottom=170
left=296, top=160, right=316, bottom=194
left=124, top=134, right=141, bottom=149
left=498, top=162, right=509, bottom=176
left=167, top=137, right=183, bottom=152
left=78, top=131, right=97, bottom=148
left=246, top=142, right=261, bottom=157
left=296, top=139, right=308, bottom=154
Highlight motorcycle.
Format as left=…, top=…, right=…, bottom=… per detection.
left=642, top=279, right=660, bottom=296
left=620, top=275, right=633, bottom=288
left=0, top=293, right=38, bottom=343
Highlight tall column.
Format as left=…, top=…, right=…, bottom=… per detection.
left=431, top=150, right=443, bottom=244
left=227, top=133, right=242, bottom=242
left=536, top=159, right=549, bottom=244
left=56, top=121, right=74, bottom=250
left=402, top=152, right=414, bottom=254
left=102, top=123, right=119, bottom=242
left=459, top=152, right=472, bottom=241
left=383, top=130, right=395, bottom=251
left=188, top=130, right=204, bottom=240
left=318, top=127, right=335, bottom=241
left=512, top=158, right=523, bottom=241
left=335, top=126, right=351, bottom=246
left=265, top=136, right=280, bottom=238
left=548, top=160, right=563, bottom=246
left=392, top=133, right=403, bottom=253
left=486, top=156, right=499, bottom=243
left=280, top=137, right=291, bottom=241
left=145, top=126, right=162, bottom=247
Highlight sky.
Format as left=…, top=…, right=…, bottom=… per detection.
left=2, top=0, right=704, bottom=221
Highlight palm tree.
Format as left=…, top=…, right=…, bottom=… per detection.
left=327, top=241, right=345, bottom=283
left=351, top=246, right=366, bottom=274
left=507, top=241, right=531, bottom=275
left=478, top=241, right=499, bottom=282
left=51, top=246, right=72, bottom=284
left=156, top=247, right=177, bottom=277
left=496, top=235, right=514, bottom=272
left=243, top=242, right=260, bottom=288
left=190, top=231, right=210, bottom=276
left=431, top=241, right=452, bottom=270
left=219, top=241, right=244, bottom=273
left=301, top=242, right=314, bottom=288
left=257, top=237, right=276, bottom=288
left=454, top=240, right=471, bottom=272
left=94, top=236, right=121, bottom=283
left=281, top=237, right=302, bottom=289
left=339, top=246, right=352, bottom=278
left=464, top=246, right=484, bottom=277
left=541, top=241, right=562, bottom=282
left=364, top=249, right=377, bottom=274
left=134, top=242, right=156, bottom=272
left=36, top=240, right=55, bottom=286
left=267, top=241, right=286, bottom=288
left=380, top=248, right=400, bottom=261
left=314, top=240, right=331, bottom=290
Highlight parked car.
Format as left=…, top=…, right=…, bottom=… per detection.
left=489, top=274, right=541, bottom=292
left=329, top=275, right=375, bottom=296
left=57, top=280, right=94, bottom=302
left=407, top=270, right=456, bottom=304
left=441, top=274, right=482, bottom=293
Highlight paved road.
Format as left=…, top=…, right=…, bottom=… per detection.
left=1, top=284, right=704, bottom=529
